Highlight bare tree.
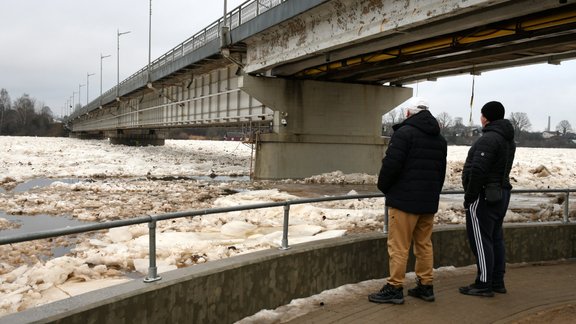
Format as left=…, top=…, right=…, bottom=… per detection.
left=13, top=94, right=36, bottom=130
left=382, top=109, right=407, bottom=135
left=385, top=109, right=407, bottom=124
left=509, top=112, right=532, bottom=134
left=451, top=116, right=466, bottom=135
left=0, top=88, right=11, bottom=134
left=40, top=106, right=54, bottom=118
left=384, top=109, right=400, bottom=125
left=436, top=112, right=453, bottom=135
left=556, top=120, right=573, bottom=135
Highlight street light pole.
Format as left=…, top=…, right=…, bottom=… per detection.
left=100, top=53, right=111, bottom=106
left=79, top=84, right=85, bottom=107
left=221, top=0, right=229, bottom=47
left=87, top=72, right=95, bottom=104
left=72, top=92, right=76, bottom=113
left=224, top=0, right=227, bottom=26
left=147, top=0, right=152, bottom=82
left=117, top=29, right=131, bottom=98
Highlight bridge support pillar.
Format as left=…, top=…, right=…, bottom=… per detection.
left=70, top=131, right=105, bottom=140
left=106, top=129, right=166, bottom=146
left=240, top=76, right=412, bottom=179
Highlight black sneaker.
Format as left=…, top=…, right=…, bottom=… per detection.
left=408, top=279, right=435, bottom=302
left=459, top=284, right=494, bottom=297
left=368, top=283, right=404, bottom=304
left=492, top=283, right=507, bottom=294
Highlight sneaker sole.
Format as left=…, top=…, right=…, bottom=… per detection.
left=408, top=292, right=435, bottom=302
left=368, top=296, right=405, bottom=304
left=459, top=288, right=494, bottom=297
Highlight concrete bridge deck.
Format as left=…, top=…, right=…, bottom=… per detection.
left=282, top=260, right=576, bottom=323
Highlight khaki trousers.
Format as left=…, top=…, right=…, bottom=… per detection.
left=387, top=207, right=434, bottom=287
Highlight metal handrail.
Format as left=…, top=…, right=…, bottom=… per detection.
left=0, top=189, right=572, bottom=282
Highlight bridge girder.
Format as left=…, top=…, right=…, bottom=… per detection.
left=248, top=0, right=576, bottom=85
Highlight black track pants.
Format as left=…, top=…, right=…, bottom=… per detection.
left=465, top=189, right=511, bottom=287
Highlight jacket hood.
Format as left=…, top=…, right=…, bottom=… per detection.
left=393, top=110, right=440, bottom=136
left=483, top=119, right=515, bottom=140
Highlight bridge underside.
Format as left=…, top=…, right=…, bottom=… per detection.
left=249, top=0, right=576, bottom=85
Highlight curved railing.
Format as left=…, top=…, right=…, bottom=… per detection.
left=0, top=188, right=573, bottom=282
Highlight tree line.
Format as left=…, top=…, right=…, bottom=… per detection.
left=1, top=86, right=574, bottom=147
left=383, top=109, right=575, bottom=148
left=0, top=88, right=66, bottom=136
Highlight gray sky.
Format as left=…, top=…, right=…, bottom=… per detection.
left=0, top=0, right=574, bottom=132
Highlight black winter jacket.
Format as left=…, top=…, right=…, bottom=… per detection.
left=462, top=119, right=516, bottom=206
left=377, top=110, right=447, bottom=214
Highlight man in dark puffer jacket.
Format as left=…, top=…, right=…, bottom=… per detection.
left=460, top=101, right=516, bottom=297
left=368, top=97, right=447, bottom=305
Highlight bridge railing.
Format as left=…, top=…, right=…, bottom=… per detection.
left=77, top=0, right=287, bottom=117
left=0, top=188, right=572, bottom=282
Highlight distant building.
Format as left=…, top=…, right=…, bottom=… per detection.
left=542, top=131, right=560, bottom=139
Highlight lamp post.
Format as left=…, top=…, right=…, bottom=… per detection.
left=224, top=0, right=227, bottom=26
left=100, top=53, right=111, bottom=106
left=147, top=0, right=152, bottom=82
left=221, top=0, right=230, bottom=47
left=78, top=84, right=85, bottom=107
left=87, top=72, right=95, bottom=104
left=117, top=29, right=131, bottom=98
left=71, top=92, right=76, bottom=113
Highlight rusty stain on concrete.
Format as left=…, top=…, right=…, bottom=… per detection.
left=246, top=0, right=505, bottom=73
left=363, top=0, right=385, bottom=15
left=286, top=18, right=308, bottom=47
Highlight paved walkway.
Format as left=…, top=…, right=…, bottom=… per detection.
left=285, top=260, right=576, bottom=323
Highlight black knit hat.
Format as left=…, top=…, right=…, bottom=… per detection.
left=481, top=101, right=505, bottom=122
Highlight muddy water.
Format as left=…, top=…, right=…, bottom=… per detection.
left=10, top=178, right=82, bottom=192
left=0, top=212, right=92, bottom=237
left=0, top=178, right=95, bottom=258
left=0, top=211, right=94, bottom=259
left=0, top=176, right=250, bottom=232
left=1, top=178, right=93, bottom=234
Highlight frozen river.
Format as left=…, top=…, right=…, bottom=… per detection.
left=0, top=137, right=575, bottom=317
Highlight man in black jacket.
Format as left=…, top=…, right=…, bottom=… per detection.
left=368, top=98, right=447, bottom=305
left=460, top=101, right=516, bottom=297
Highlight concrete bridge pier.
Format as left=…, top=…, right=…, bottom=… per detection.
left=106, top=129, right=166, bottom=146
left=69, top=131, right=105, bottom=140
left=239, top=75, right=412, bottom=179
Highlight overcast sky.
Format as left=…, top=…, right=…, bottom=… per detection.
left=0, top=0, right=574, bottom=132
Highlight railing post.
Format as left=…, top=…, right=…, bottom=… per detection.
left=564, top=191, right=570, bottom=224
left=280, top=203, right=291, bottom=250
left=383, top=204, right=389, bottom=235
left=144, top=219, right=162, bottom=282
left=238, top=6, right=242, bottom=25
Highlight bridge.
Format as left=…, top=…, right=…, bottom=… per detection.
left=68, top=0, right=576, bottom=179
